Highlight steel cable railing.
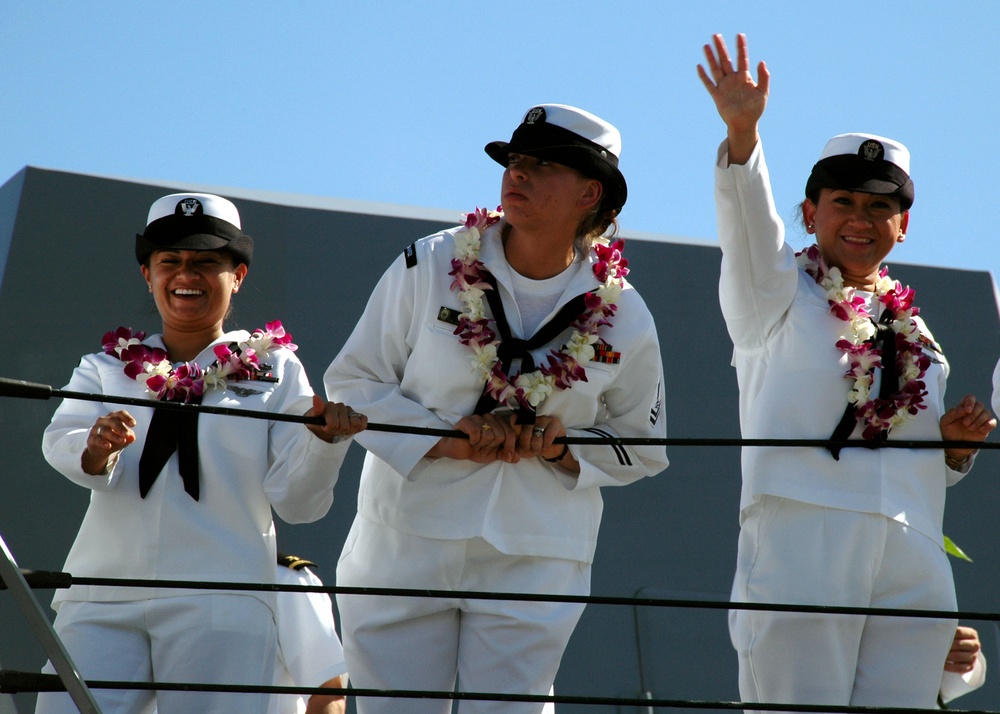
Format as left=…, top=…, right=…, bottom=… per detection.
left=3, top=669, right=999, bottom=713
left=2, top=374, right=996, bottom=451
left=8, top=571, right=1000, bottom=623
left=2, top=377, right=997, bottom=711
left=4, top=569, right=1000, bottom=712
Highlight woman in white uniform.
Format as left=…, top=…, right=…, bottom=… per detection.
left=325, top=104, right=668, bottom=713
left=37, top=193, right=366, bottom=714
left=698, top=34, right=995, bottom=711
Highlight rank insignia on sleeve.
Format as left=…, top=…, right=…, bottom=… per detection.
left=593, top=340, right=621, bottom=364
left=917, top=334, right=944, bottom=364
left=918, top=333, right=943, bottom=354
left=437, top=306, right=461, bottom=326
left=277, top=553, right=317, bottom=570
left=404, top=242, right=418, bottom=268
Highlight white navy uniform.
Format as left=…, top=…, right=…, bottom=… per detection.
left=325, top=222, right=668, bottom=713
left=38, top=330, right=350, bottom=714
left=716, top=140, right=965, bottom=711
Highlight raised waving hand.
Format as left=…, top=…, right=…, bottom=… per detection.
left=697, top=33, right=770, bottom=165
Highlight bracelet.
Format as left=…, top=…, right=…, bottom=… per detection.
left=544, top=444, right=570, bottom=463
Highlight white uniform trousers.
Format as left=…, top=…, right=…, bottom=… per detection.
left=730, top=496, right=957, bottom=713
left=336, top=515, right=589, bottom=714
left=35, top=594, right=277, bottom=714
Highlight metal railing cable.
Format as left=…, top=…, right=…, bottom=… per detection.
left=1, top=672, right=998, bottom=712
left=10, top=571, right=1000, bottom=623
left=8, top=568, right=1000, bottom=711
left=1, top=375, right=996, bottom=450
left=4, top=376, right=998, bottom=711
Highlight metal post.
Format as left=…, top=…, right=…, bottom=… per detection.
left=0, top=533, right=101, bottom=713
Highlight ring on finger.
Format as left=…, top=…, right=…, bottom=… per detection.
left=97, top=426, right=104, bottom=437
left=532, top=427, right=545, bottom=438
left=348, top=411, right=362, bottom=418
left=480, top=423, right=493, bottom=432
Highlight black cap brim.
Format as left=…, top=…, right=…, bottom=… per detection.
left=135, top=213, right=254, bottom=265
left=805, top=155, right=914, bottom=209
left=484, top=141, right=628, bottom=213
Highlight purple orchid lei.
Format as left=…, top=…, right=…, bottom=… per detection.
left=796, top=244, right=930, bottom=439
left=102, top=320, right=297, bottom=402
left=447, top=206, right=628, bottom=413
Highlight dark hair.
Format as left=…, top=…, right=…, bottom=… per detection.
left=576, top=206, right=620, bottom=251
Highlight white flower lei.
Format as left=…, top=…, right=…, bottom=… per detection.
left=102, top=321, right=297, bottom=402
left=795, top=244, right=931, bottom=439
left=448, top=207, right=628, bottom=413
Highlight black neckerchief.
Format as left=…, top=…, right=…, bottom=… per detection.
left=827, top=307, right=898, bottom=460
left=139, top=393, right=202, bottom=500
left=472, top=269, right=589, bottom=425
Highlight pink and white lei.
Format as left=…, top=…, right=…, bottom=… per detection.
left=448, top=206, right=628, bottom=413
left=796, top=244, right=930, bottom=439
left=102, top=320, right=297, bottom=402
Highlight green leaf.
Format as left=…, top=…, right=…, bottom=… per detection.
left=944, top=535, right=973, bottom=563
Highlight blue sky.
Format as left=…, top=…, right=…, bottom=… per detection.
left=3, top=2, right=998, bottom=279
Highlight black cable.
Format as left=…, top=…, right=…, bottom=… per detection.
left=10, top=571, right=998, bottom=623
left=2, top=672, right=995, bottom=712
left=2, top=375, right=995, bottom=449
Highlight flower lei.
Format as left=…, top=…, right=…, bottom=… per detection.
left=102, top=320, right=297, bottom=402
left=447, top=206, right=628, bottom=413
left=795, top=244, right=930, bottom=439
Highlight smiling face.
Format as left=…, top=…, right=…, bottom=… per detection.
left=140, top=249, right=248, bottom=350
left=802, top=189, right=909, bottom=288
left=500, top=153, right=602, bottom=235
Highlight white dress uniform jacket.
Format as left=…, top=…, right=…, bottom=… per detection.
left=325, top=223, right=668, bottom=564
left=43, top=330, right=351, bottom=611
left=271, top=563, right=346, bottom=714
left=715, top=141, right=964, bottom=547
